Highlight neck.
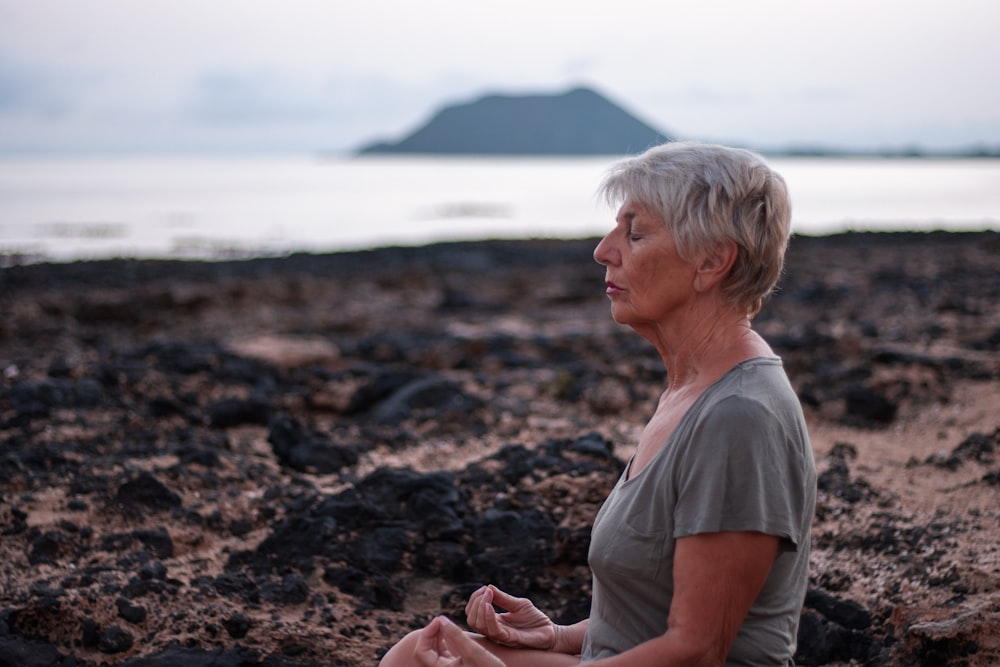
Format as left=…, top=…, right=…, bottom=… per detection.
left=642, top=307, right=768, bottom=392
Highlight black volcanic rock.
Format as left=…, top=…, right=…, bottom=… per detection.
left=357, top=86, right=671, bottom=155
left=3, top=232, right=1000, bottom=665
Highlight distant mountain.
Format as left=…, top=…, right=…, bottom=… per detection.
left=355, top=86, right=672, bottom=156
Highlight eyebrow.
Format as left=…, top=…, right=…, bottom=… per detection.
left=616, top=209, right=637, bottom=224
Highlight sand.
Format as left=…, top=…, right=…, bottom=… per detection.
left=1, top=231, right=999, bottom=666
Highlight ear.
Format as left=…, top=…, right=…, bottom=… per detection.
left=693, top=240, right=738, bottom=293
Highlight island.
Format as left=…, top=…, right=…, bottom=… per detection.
left=355, top=86, right=672, bottom=156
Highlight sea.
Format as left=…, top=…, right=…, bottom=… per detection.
left=1, top=155, right=999, bottom=265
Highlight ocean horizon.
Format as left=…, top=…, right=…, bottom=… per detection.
left=2, top=154, right=999, bottom=265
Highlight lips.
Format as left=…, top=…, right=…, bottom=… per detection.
left=605, top=280, right=624, bottom=295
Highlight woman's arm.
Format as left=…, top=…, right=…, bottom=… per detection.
left=551, top=619, right=588, bottom=655
left=592, top=530, right=779, bottom=667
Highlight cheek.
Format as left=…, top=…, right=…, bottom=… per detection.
left=629, top=254, right=663, bottom=293
left=631, top=257, right=687, bottom=306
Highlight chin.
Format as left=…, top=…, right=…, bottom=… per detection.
left=608, top=308, right=633, bottom=326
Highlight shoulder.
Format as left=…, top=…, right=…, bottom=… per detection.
left=712, top=358, right=802, bottom=418
left=682, top=360, right=810, bottom=459
left=693, top=358, right=793, bottom=415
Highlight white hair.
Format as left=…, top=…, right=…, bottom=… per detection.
left=598, top=141, right=792, bottom=316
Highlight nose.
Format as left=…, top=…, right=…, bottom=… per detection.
left=593, top=231, right=618, bottom=266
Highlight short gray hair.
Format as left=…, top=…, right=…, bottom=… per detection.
left=598, top=141, right=792, bottom=316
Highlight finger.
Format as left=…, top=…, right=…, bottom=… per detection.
left=464, top=591, right=487, bottom=633
left=439, top=617, right=504, bottom=667
left=487, top=585, right=527, bottom=611
left=475, top=593, right=513, bottom=645
left=475, top=600, right=498, bottom=638
left=413, top=618, right=444, bottom=666
left=474, top=586, right=497, bottom=629
left=464, top=585, right=490, bottom=622
left=467, top=585, right=488, bottom=607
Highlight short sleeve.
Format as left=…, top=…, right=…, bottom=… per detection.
left=672, top=395, right=811, bottom=549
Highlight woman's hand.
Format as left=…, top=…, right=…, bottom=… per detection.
left=464, top=585, right=557, bottom=650
left=415, top=616, right=506, bottom=667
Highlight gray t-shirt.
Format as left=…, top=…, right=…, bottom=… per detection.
left=582, top=357, right=816, bottom=666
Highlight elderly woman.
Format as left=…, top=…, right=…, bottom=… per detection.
left=380, top=141, right=817, bottom=667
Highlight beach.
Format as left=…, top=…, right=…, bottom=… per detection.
left=1, top=230, right=999, bottom=666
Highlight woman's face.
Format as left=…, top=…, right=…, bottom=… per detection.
left=593, top=199, right=699, bottom=330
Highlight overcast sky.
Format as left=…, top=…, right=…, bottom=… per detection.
left=1, top=0, right=998, bottom=155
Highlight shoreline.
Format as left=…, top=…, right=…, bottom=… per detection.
left=4, top=227, right=998, bottom=280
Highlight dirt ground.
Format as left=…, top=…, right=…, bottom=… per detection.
left=1, top=231, right=999, bottom=666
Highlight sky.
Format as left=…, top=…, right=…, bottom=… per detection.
left=1, top=0, right=998, bottom=155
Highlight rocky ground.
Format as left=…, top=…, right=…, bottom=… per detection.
left=1, top=231, right=999, bottom=667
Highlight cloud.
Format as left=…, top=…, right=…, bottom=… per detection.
left=177, top=67, right=497, bottom=149
left=184, top=69, right=336, bottom=124
left=0, top=54, right=83, bottom=117
left=2, top=0, right=999, bottom=154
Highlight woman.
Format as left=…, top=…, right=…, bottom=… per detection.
left=380, top=141, right=817, bottom=667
